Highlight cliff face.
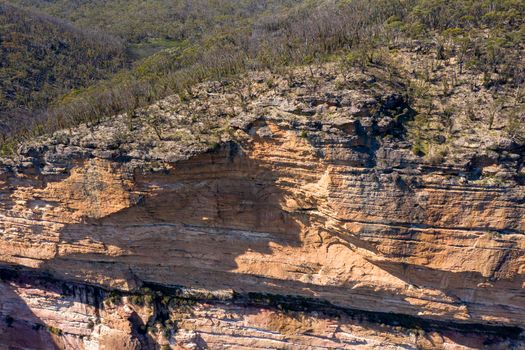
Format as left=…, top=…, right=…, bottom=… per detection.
left=1, top=59, right=525, bottom=349
left=2, top=272, right=519, bottom=350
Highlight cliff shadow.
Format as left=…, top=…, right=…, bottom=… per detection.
left=47, top=141, right=305, bottom=291
left=2, top=139, right=524, bottom=347
left=368, top=259, right=525, bottom=312
left=0, top=269, right=157, bottom=350
left=11, top=139, right=521, bottom=346
left=0, top=272, right=65, bottom=350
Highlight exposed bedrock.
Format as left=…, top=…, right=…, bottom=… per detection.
left=1, top=115, right=524, bottom=334
left=0, top=272, right=522, bottom=350
left=1, top=62, right=525, bottom=348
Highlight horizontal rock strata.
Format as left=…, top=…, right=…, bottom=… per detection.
left=1, top=272, right=522, bottom=350
left=1, top=63, right=524, bottom=348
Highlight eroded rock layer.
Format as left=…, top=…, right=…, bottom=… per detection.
left=1, top=62, right=524, bottom=348
left=0, top=272, right=521, bottom=350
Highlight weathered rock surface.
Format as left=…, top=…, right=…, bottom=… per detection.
left=1, top=62, right=524, bottom=348
left=1, top=273, right=521, bottom=349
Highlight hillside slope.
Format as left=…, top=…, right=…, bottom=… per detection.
left=0, top=3, right=126, bottom=133
left=6, top=0, right=299, bottom=43
left=0, top=0, right=309, bottom=147
left=2, top=0, right=523, bottom=151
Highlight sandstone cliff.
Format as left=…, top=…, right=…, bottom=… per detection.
left=1, top=51, right=525, bottom=349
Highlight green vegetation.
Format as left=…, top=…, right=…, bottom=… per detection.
left=0, top=0, right=523, bottom=150
left=393, top=0, right=525, bottom=84
left=46, top=325, right=63, bottom=336
left=6, top=0, right=299, bottom=44
left=105, top=290, right=122, bottom=305
left=0, top=3, right=127, bottom=132
left=0, top=0, right=304, bottom=142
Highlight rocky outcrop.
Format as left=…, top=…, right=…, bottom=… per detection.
left=1, top=61, right=524, bottom=348
left=1, top=272, right=521, bottom=350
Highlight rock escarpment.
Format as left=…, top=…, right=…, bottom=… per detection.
left=1, top=60, right=525, bottom=349
left=2, top=271, right=520, bottom=350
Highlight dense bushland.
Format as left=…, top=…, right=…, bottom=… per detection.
left=0, top=3, right=127, bottom=133
left=0, top=0, right=301, bottom=143
left=0, top=0, right=523, bottom=153
left=6, top=0, right=301, bottom=46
